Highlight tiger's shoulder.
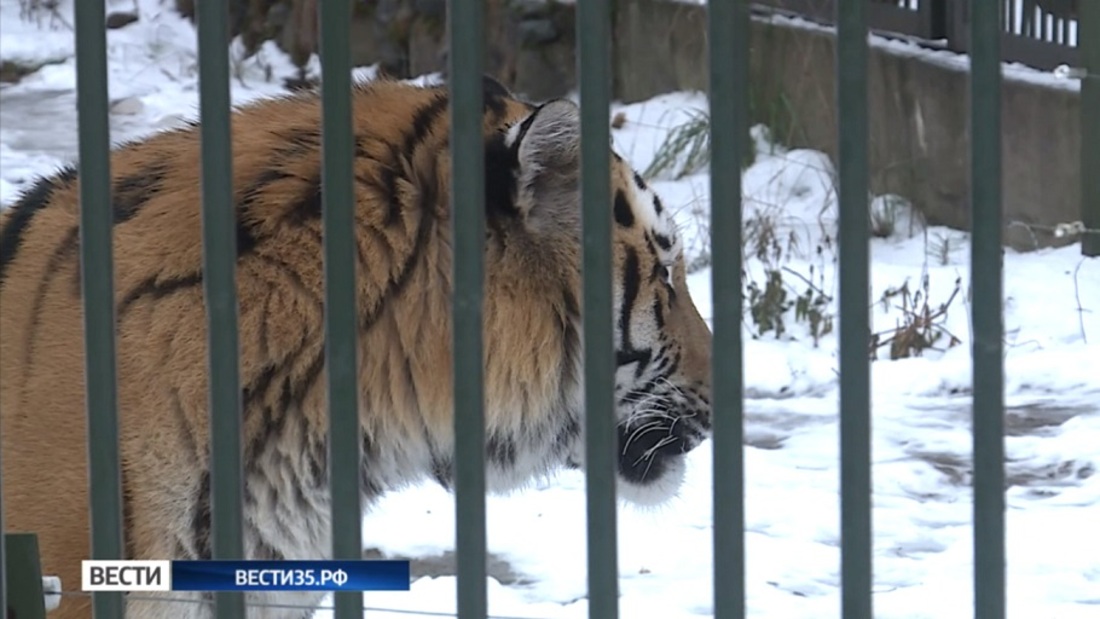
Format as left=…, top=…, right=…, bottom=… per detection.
left=0, top=76, right=533, bottom=298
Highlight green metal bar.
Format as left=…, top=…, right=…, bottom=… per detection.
left=3, top=533, right=46, bottom=619
left=195, top=2, right=246, bottom=618
left=969, top=2, right=1006, bottom=618
left=836, top=1, right=872, bottom=618
left=708, top=1, right=748, bottom=618
left=1082, top=0, right=1100, bottom=257
left=74, top=2, right=125, bottom=618
left=448, top=1, right=488, bottom=618
left=318, top=1, right=362, bottom=618
left=577, top=1, right=618, bottom=618
left=1, top=408, right=6, bottom=618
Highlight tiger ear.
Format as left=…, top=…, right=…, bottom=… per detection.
left=511, top=100, right=581, bottom=227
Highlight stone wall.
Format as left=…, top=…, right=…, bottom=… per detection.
left=176, top=0, right=578, bottom=102
left=344, top=0, right=578, bottom=103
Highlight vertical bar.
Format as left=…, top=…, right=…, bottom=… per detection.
left=577, top=0, right=621, bottom=612
left=448, top=1, right=487, bottom=618
left=577, top=1, right=618, bottom=619
left=74, top=1, right=125, bottom=618
left=318, top=1, right=362, bottom=618
left=3, top=534, right=46, bottom=619
left=708, top=1, right=748, bottom=618
left=836, top=0, right=872, bottom=618
left=195, top=1, right=246, bottom=618
left=969, top=1, right=1006, bottom=618
left=1, top=421, right=6, bottom=619
left=1082, top=0, right=1100, bottom=257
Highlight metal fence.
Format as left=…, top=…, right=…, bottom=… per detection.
left=755, top=0, right=1081, bottom=69
left=0, top=0, right=1097, bottom=618
left=754, top=0, right=948, bottom=39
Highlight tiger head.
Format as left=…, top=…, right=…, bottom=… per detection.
left=502, top=97, right=713, bottom=504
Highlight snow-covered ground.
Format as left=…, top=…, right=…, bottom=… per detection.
left=2, top=1, right=1097, bottom=618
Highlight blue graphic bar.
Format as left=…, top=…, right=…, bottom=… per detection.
left=171, top=560, right=410, bottom=592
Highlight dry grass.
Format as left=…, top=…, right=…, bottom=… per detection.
left=18, top=0, right=71, bottom=29
left=641, top=108, right=711, bottom=181
left=639, top=103, right=971, bottom=359
left=871, top=275, right=964, bottom=360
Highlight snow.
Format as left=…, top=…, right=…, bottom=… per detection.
left=2, top=1, right=1098, bottom=618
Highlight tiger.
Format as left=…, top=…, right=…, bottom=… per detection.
left=0, top=75, right=712, bottom=618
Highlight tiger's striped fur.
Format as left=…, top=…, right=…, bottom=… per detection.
left=0, top=77, right=712, bottom=618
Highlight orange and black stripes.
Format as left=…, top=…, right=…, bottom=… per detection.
left=1, top=75, right=714, bottom=619
left=0, top=165, right=77, bottom=285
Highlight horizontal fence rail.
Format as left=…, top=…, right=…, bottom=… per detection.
left=753, top=0, right=1080, bottom=69
left=948, top=0, right=1081, bottom=69
left=754, top=0, right=946, bottom=39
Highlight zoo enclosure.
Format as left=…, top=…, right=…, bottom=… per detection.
left=1, top=1, right=1098, bottom=619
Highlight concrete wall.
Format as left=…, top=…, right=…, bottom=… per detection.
left=613, top=0, right=1083, bottom=250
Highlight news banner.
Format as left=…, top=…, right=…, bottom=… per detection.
left=82, top=560, right=411, bottom=592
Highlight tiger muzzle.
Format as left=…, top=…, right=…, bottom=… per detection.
left=616, top=409, right=708, bottom=485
